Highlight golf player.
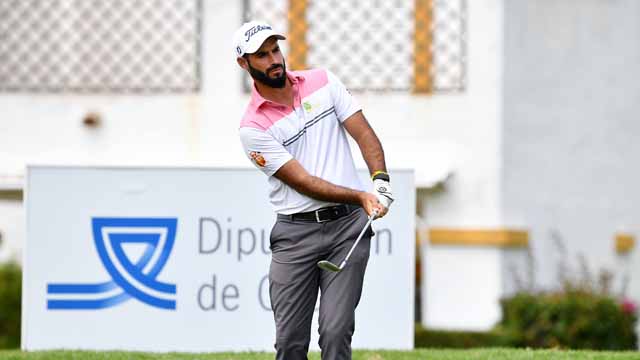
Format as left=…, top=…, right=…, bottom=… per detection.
left=234, top=21, right=394, bottom=360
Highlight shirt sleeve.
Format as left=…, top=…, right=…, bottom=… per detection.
left=326, top=69, right=362, bottom=123
left=239, top=127, right=293, bottom=177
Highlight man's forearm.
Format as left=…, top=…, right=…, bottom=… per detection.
left=342, top=113, right=392, bottom=215
left=356, top=130, right=387, bottom=176
left=292, top=175, right=363, bottom=205
left=273, top=159, right=363, bottom=205
left=343, top=111, right=387, bottom=176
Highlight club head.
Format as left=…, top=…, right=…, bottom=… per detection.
left=317, top=260, right=341, bottom=272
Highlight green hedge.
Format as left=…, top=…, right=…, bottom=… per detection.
left=415, top=324, right=514, bottom=348
left=0, top=262, right=21, bottom=349
left=499, top=291, right=637, bottom=350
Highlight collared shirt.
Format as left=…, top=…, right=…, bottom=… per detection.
left=239, top=69, right=364, bottom=214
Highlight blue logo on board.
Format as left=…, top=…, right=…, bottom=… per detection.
left=47, top=218, right=177, bottom=310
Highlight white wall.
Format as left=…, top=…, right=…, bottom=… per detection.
left=0, top=194, right=23, bottom=263
left=406, top=0, right=504, bottom=228
left=413, top=0, right=507, bottom=329
left=502, top=0, right=640, bottom=291
left=424, top=246, right=502, bottom=330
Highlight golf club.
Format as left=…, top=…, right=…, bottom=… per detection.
left=317, top=209, right=378, bottom=272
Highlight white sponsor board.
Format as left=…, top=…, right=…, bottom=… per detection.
left=23, top=166, right=414, bottom=352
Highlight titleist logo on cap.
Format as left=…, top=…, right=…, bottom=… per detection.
left=244, top=25, right=272, bottom=42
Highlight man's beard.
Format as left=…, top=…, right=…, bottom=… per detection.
left=248, top=60, right=287, bottom=88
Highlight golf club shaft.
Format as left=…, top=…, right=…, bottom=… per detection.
left=339, top=210, right=377, bottom=269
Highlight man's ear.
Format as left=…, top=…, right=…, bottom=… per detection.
left=237, top=57, right=249, bottom=71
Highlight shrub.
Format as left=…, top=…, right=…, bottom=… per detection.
left=499, top=290, right=637, bottom=350
left=0, top=261, right=21, bottom=349
left=414, top=324, right=515, bottom=348
left=499, top=233, right=638, bottom=350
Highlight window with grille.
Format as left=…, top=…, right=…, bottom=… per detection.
left=0, top=0, right=202, bottom=93
left=243, top=0, right=466, bottom=93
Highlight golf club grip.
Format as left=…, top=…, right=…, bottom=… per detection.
left=340, top=211, right=377, bottom=267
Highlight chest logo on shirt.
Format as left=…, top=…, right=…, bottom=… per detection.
left=249, top=151, right=267, bottom=167
left=303, top=101, right=313, bottom=112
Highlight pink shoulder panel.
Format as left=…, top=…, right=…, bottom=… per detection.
left=295, top=69, right=328, bottom=98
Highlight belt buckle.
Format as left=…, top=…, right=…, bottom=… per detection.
left=315, top=208, right=330, bottom=223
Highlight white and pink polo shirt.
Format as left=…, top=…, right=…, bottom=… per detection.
left=239, top=69, right=365, bottom=214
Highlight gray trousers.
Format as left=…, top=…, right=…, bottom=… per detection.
left=269, top=207, right=373, bottom=360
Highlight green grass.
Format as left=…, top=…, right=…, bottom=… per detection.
left=1, top=349, right=639, bottom=360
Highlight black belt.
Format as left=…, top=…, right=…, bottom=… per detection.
left=279, top=204, right=359, bottom=223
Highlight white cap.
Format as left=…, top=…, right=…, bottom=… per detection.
left=233, top=21, right=286, bottom=58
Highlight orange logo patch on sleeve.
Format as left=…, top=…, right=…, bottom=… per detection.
left=249, top=151, right=267, bottom=167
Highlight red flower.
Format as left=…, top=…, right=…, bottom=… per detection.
left=621, top=298, right=637, bottom=315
